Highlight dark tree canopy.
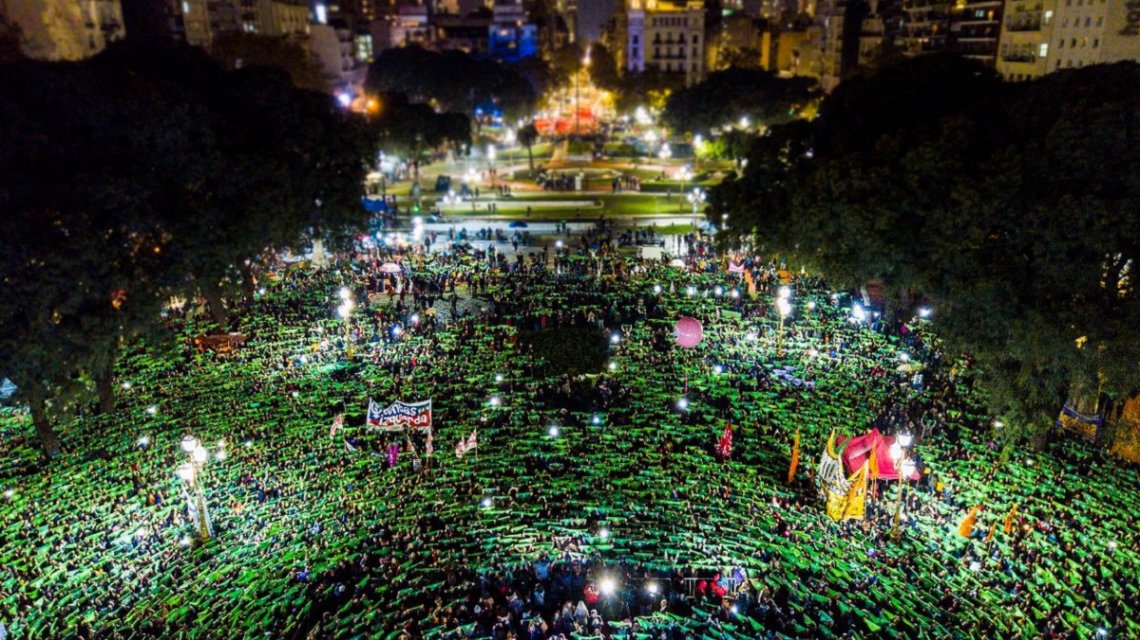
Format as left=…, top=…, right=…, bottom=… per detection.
left=209, top=32, right=328, bottom=92
left=368, top=92, right=472, bottom=160
left=713, top=56, right=1140, bottom=439
left=364, top=46, right=536, bottom=122
left=662, top=68, right=817, bottom=134
left=0, top=42, right=372, bottom=455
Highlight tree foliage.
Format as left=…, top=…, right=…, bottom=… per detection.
left=713, top=55, right=1140, bottom=438
left=365, top=46, right=536, bottom=122
left=369, top=93, right=472, bottom=160
left=662, top=68, right=817, bottom=134
left=209, top=32, right=327, bottom=92
left=0, top=42, right=371, bottom=455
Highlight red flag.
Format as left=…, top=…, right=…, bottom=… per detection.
left=715, top=422, right=733, bottom=460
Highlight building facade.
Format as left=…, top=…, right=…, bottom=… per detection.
left=995, top=0, right=1055, bottom=80
left=311, top=19, right=364, bottom=92
left=618, top=0, right=706, bottom=85
left=1, top=0, right=125, bottom=60
left=899, top=0, right=1003, bottom=65
left=488, top=0, right=538, bottom=62
left=1047, top=0, right=1140, bottom=71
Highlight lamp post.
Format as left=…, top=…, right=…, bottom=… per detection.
left=677, top=165, right=692, bottom=212
left=890, top=430, right=914, bottom=539
left=338, top=287, right=354, bottom=360
left=178, top=436, right=212, bottom=541
left=775, top=294, right=793, bottom=353
left=687, top=187, right=705, bottom=216
left=487, top=143, right=496, bottom=190
left=576, top=48, right=591, bottom=137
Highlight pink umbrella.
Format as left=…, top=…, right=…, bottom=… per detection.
left=674, top=317, right=703, bottom=348
left=380, top=263, right=402, bottom=273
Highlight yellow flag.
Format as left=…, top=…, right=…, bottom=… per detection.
left=984, top=521, right=998, bottom=544
left=842, top=462, right=869, bottom=520
left=819, top=431, right=850, bottom=521
left=1003, top=504, right=1019, bottom=534
left=868, top=445, right=879, bottom=480
left=958, top=505, right=982, bottom=538
left=787, top=430, right=800, bottom=484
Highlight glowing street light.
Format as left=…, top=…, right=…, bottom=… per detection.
left=177, top=435, right=213, bottom=541
left=776, top=297, right=792, bottom=355
left=677, top=166, right=693, bottom=212
left=890, top=434, right=914, bottom=540
left=599, top=577, right=617, bottom=595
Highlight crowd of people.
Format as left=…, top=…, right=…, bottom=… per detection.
left=0, top=237, right=1137, bottom=640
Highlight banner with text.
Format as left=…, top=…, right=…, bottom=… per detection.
left=367, top=399, right=433, bottom=430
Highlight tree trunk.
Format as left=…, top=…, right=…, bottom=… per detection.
left=526, top=144, right=534, bottom=172
left=95, top=368, right=115, bottom=414
left=29, top=387, right=61, bottom=458
left=240, top=262, right=256, bottom=307
left=201, top=282, right=230, bottom=328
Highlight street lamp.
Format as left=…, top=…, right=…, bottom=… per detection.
left=487, top=143, right=496, bottom=189
left=178, top=435, right=213, bottom=541
left=687, top=187, right=705, bottom=216
left=890, top=434, right=914, bottom=539
left=576, top=48, right=591, bottom=137
left=337, top=293, right=355, bottom=360
left=677, top=166, right=692, bottom=212
left=776, top=296, right=791, bottom=356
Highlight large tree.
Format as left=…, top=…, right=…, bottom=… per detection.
left=662, top=68, right=817, bottom=134
left=209, top=33, right=327, bottom=92
left=713, top=56, right=1140, bottom=441
left=0, top=42, right=371, bottom=456
left=365, top=46, right=536, bottom=123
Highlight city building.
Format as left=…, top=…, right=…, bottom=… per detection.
left=899, top=0, right=951, bottom=56
left=434, top=12, right=493, bottom=54
left=487, top=0, right=538, bottom=61
left=815, top=0, right=875, bottom=90
left=311, top=18, right=365, bottom=92
left=759, top=26, right=817, bottom=75
left=995, top=0, right=1055, bottom=80
left=255, top=0, right=310, bottom=37
left=174, top=0, right=212, bottom=46
left=614, top=0, right=706, bottom=85
left=1046, top=0, right=1140, bottom=72
left=899, top=0, right=1002, bottom=64
left=370, top=4, right=433, bottom=51
left=952, top=0, right=1002, bottom=63
left=0, top=0, right=125, bottom=60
